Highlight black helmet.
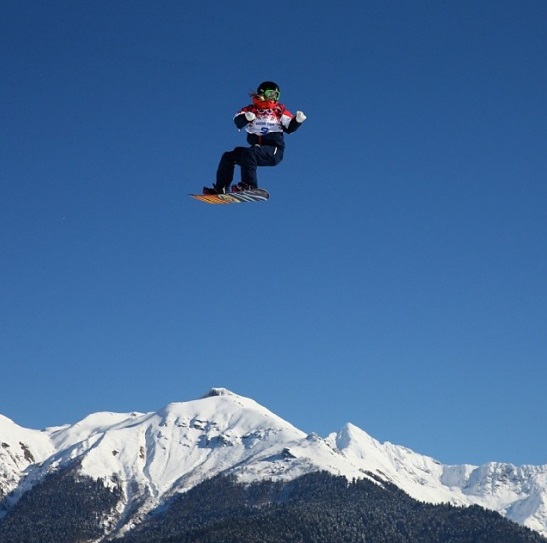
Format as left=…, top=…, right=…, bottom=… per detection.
left=256, top=81, right=280, bottom=101
left=257, top=81, right=280, bottom=94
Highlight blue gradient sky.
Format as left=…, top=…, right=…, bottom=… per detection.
left=2, top=1, right=546, bottom=466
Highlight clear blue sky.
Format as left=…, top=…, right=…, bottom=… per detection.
left=2, top=1, right=546, bottom=467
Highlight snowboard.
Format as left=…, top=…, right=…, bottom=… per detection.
left=190, top=188, right=270, bottom=205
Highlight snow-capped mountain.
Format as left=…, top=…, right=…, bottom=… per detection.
left=1, top=388, right=546, bottom=538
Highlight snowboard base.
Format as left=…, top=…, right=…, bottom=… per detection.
left=190, top=188, right=270, bottom=205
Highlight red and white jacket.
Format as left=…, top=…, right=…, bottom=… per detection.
left=233, top=102, right=302, bottom=149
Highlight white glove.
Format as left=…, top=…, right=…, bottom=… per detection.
left=296, top=111, right=307, bottom=123
left=245, top=111, right=256, bottom=122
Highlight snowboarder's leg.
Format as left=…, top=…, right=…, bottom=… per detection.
left=239, top=145, right=284, bottom=188
left=239, top=147, right=259, bottom=188
left=215, top=147, right=244, bottom=192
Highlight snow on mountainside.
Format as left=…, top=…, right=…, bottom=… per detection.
left=1, top=388, right=546, bottom=537
left=0, top=414, right=56, bottom=501
left=329, top=422, right=547, bottom=536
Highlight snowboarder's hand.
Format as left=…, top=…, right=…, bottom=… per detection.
left=296, top=111, right=307, bottom=123
left=245, top=111, right=257, bottom=122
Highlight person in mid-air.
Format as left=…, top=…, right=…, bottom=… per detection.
left=203, top=81, right=306, bottom=195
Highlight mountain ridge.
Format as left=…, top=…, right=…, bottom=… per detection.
left=1, top=387, right=546, bottom=538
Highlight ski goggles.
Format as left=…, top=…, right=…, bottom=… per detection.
left=263, top=89, right=280, bottom=100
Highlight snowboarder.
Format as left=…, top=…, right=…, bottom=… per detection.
left=203, top=81, right=306, bottom=195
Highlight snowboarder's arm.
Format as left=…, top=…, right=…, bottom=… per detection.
left=285, top=110, right=307, bottom=134
left=233, top=106, right=256, bottom=129
left=234, top=113, right=249, bottom=129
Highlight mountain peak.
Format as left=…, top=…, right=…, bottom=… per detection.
left=200, top=387, right=236, bottom=399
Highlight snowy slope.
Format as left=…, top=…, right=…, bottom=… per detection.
left=329, top=422, right=547, bottom=536
left=1, top=388, right=546, bottom=537
left=0, top=414, right=56, bottom=501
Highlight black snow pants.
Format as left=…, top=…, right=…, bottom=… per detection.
left=216, top=145, right=284, bottom=191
